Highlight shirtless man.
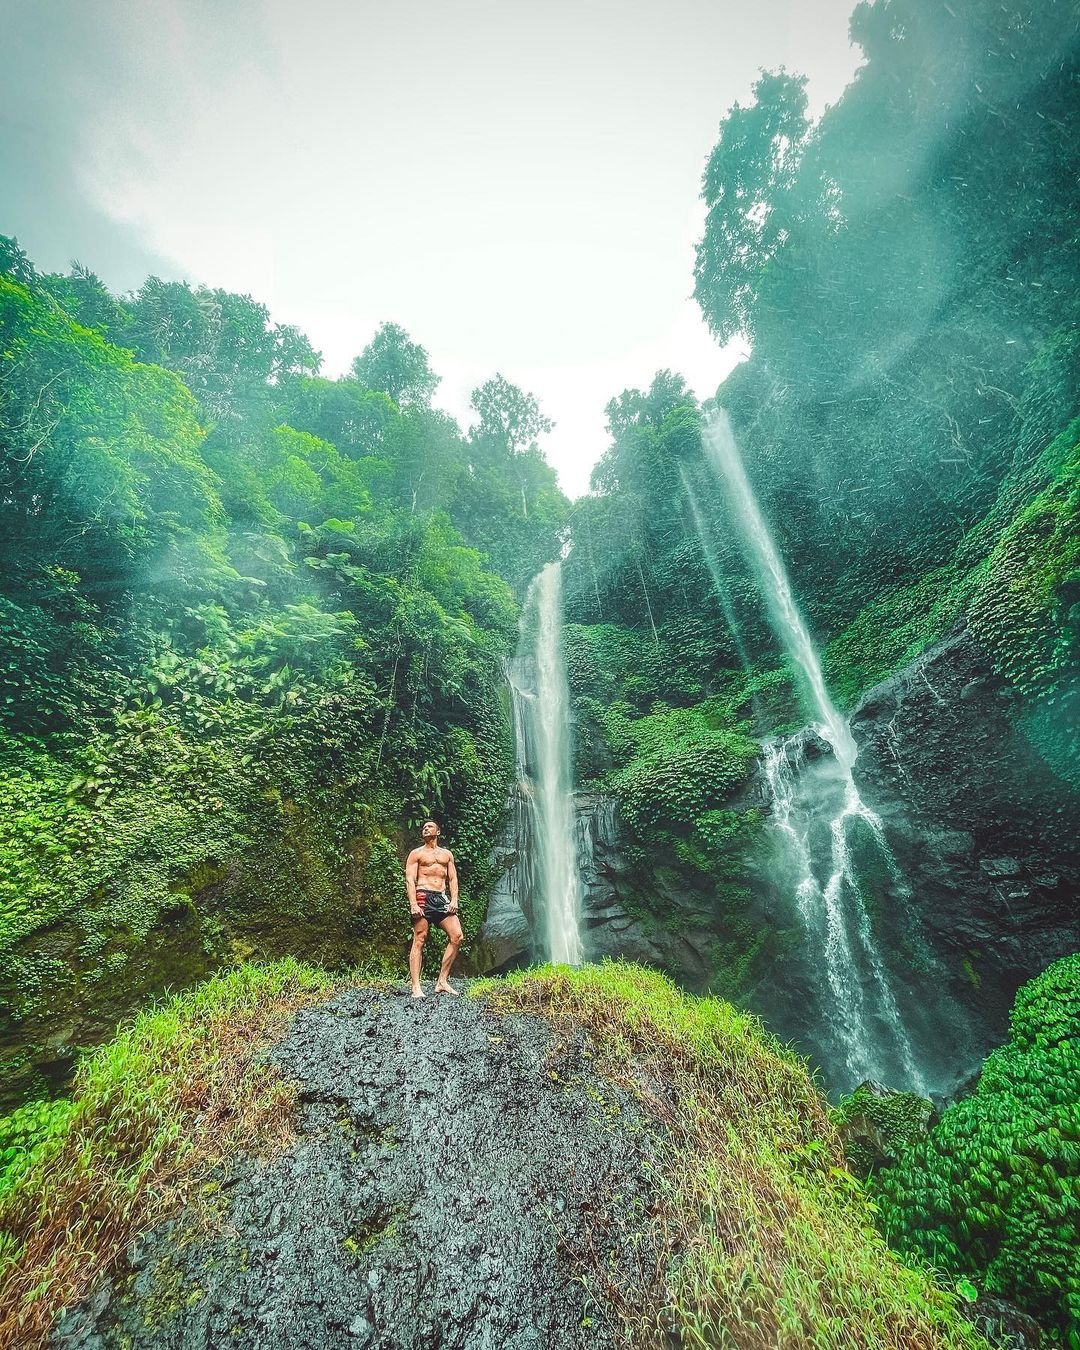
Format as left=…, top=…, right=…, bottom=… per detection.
left=404, top=819, right=462, bottom=999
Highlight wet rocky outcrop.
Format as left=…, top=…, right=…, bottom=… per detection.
left=478, top=790, right=714, bottom=982
left=575, top=795, right=714, bottom=982
left=848, top=625, right=1080, bottom=1067
left=549, top=625, right=1080, bottom=1096
left=967, top=1297, right=1044, bottom=1349
left=53, top=985, right=662, bottom=1350
left=474, top=784, right=534, bottom=972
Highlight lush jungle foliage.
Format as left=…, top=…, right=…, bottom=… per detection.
left=560, top=0, right=1080, bottom=985
left=875, top=955, right=1080, bottom=1341
left=0, top=244, right=568, bottom=1103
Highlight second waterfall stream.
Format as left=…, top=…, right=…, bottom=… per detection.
left=700, top=407, right=928, bottom=1092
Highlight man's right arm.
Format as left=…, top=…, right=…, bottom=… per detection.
left=404, top=851, right=421, bottom=914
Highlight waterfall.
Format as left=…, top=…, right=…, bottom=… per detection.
left=510, top=561, right=584, bottom=965
left=701, top=407, right=924, bottom=1091
left=678, top=462, right=755, bottom=675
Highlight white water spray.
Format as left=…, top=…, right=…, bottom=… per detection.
left=511, top=562, right=584, bottom=965
left=701, top=408, right=923, bottom=1089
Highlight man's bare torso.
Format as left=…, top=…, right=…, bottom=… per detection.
left=408, top=844, right=453, bottom=892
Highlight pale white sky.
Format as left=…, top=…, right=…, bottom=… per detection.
left=2, top=0, right=863, bottom=496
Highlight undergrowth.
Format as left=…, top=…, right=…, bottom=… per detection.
left=0, top=959, right=341, bottom=1349
left=474, top=962, right=987, bottom=1350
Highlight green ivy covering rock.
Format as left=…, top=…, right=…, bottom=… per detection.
left=875, top=954, right=1080, bottom=1340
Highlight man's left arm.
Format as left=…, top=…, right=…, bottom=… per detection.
left=447, top=853, right=459, bottom=908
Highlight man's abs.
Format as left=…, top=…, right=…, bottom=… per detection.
left=414, top=868, right=448, bottom=892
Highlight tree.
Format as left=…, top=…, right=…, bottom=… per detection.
left=36, top=263, right=132, bottom=339
left=468, top=373, right=553, bottom=460
left=127, top=279, right=320, bottom=430
left=0, top=236, right=36, bottom=287
left=274, top=375, right=396, bottom=459
left=351, top=323, right=439, bottom=409
left=693, top=70, right=813, bottom=344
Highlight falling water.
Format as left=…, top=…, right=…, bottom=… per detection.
left=701, top=407, right=923, bottom=1090
left=510, top=561, right=584, bottom=965
left=678, top=462, right=755, bottom=675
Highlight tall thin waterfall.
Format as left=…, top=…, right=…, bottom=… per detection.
left=510, top=562, right=584, bottom=965
left=701, top=408, right=924, bottom=1090
left=678, top=462, right=754, bottom=675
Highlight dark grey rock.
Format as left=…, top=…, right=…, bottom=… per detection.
left=846, top=627, right=1080, bottom=1079
left=969, top=1294, right=1045, bottom=1348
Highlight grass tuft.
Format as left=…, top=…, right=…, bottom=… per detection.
left=473, top=962, right=987, bottom=1350
left=0, top=958, right=338, bottom=1349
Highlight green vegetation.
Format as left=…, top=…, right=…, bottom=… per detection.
left=1, top=0, right=1078, bottom=1330
left=0, top=1097, right=74, bottom=1199
left=832, top=1084, right=934, bottom=1178
left=0, top=245, right=569, bottom=1102
left=556, top=0, right=1080, bottom=1011
left=603, top=702, right=759, bottom=856
left=0, top=959, right=337, bottom=1348
left=475, top=962, right=986, bottom=1349
left=823, top=418, right=1080, bottom=782
left=0, top=960, right=990, bottom=1348
left=875, top=954, right=1080, bottom=1341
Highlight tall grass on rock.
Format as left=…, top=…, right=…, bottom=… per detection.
left=473, top=962, right=986, bottom=1350
left=0, top=960, right=335, bottom=1349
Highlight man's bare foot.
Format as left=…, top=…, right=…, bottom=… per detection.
left=433, top=982, right=459, bottom=995
left=410, top=987, right=427, bottom=1000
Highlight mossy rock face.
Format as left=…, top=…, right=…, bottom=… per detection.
left=0, top=805, right=406, bottom=1108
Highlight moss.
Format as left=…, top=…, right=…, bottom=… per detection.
left=0, top=745, right=413, bottom=1106
left=832, top=1085, right=934, bottom=1178
left=966, top=421, right=1080, bottom=787
left=342, top=1207, right=405, bottom=1260
left=707, top=920, right=784, bottom=1005
left=140, top=1256, right=204, bottom=1333
left=822, top=562, right=973, bottom=710
left=820, top=419, right=1080, bottom=767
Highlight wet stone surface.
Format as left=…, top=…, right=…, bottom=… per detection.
left=53, top=984, right=663, bottom=1350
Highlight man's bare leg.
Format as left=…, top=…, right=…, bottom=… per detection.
left=434, top=915, right=463, bottom=993
left=409, top=920, right=428, bottom=998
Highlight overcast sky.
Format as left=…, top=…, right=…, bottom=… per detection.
left=2, top=0, right=863, bottom=496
